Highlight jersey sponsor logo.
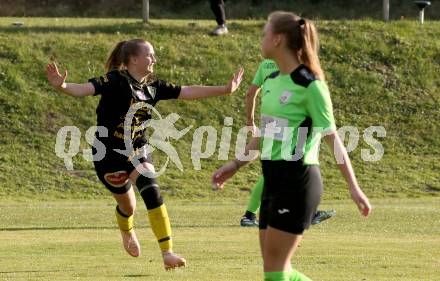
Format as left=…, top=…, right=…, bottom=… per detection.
left=104, top=171, right=129, bottom=188
left=279, top=91, right=293, bottom=105
left=278, top=208, right=290, bottom=214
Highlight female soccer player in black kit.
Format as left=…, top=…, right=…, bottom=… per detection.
left=46, top=38, right=244, bottom=270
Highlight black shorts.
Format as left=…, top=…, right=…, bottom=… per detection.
left=93, top=144, right=152, bottom=194
left=259, top=160, right=323, bottom=235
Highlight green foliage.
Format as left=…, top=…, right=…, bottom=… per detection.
left=0, top=18, right=439, bottom=200
left=1, top=0, right=440, bottom=20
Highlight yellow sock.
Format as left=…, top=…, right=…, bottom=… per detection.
left=115, top=206, right=134, bottom=233
left=147, top=204, right=172, bottom=252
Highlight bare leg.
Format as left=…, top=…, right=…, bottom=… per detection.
left=129, top=163, right=186, bottom=270
left=262, top=226, right=302, bottom=272
left=112, top=187, right=141, bottom=257
left=112, top=186, right=136, bottom=216
left=259, top=229, right=266, bottom=262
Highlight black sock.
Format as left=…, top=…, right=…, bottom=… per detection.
left=244, top=211, right=256, bottom=220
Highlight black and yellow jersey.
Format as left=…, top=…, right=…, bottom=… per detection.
left=88, top=70, right=181, bottom=149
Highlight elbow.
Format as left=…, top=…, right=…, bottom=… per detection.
left=244, top=93, right=253, bottom=104
left=245, top=86, right=259, bottom=100
left=323, top=131, right=337, bottom=146
left=179, top=87, right=192, bottom=100
left=245, top=90, right=255, bottom=100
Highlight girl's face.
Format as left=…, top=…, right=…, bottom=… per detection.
left=130, top=42, right=157, bottom=75
left=261, top=22, right=279, bottom=59
left=261, top=22, right=283, bottom=59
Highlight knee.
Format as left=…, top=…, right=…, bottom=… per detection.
left=118, top=202, right=136, bottom=216
left=136, top=175, right=163, bottom=210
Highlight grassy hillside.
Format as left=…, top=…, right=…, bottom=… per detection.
left=0, top=18, right=439, bottom=200
left=2, top=0, right=440, bottom=20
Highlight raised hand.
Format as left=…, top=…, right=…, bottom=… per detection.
left=46, top=62, right=67, bottom=89
left=225, top=67, right=244, bottom=94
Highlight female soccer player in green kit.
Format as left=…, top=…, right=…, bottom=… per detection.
left=212, top=12, right=371, bottom=280
left=240, top=59, right=335, bottom=227
left=46, top=38, right=244, bottom=270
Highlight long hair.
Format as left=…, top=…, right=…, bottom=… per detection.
left=268, top=11, right=325, bottom=80
left=105, top=39, right=148, bottom=72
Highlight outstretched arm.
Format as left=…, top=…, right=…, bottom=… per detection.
left=179, top=67, right=244, bottom=100
left=211, top=136, right=259, bottom=190
left=46, top=62, right=95, bottom=97
left=324, top=131, right=372, bottom=217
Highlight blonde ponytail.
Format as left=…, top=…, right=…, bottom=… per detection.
left=105, top=39, right=149, bottom=72
left=105, top=40, right=126, bottom=72
left=268, top=11, right=325, bottom=80
left=299, top=19, right=325, bottom=80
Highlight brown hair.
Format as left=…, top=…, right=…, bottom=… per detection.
left=105, top=39, right=149, bottom=72
left=268, top=11, right=325, bottom=80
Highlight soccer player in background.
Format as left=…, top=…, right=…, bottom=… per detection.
left=209, top=0, right=228, bottom=35
left=46, top=38, right=244, bottom=270
left=240, top=59, right=336, bottom=227
left=212, top=12, right=371, bottom=281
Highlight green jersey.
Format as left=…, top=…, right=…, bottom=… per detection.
left=260, top=64, right=336, bottom=165
left=252, top=59, right=278, bottom=87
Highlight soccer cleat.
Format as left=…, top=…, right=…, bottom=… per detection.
left=210, top=25, right=228, bottom=36
left=163, top=251, right=187, bottom=270
left=120, top=230, right=141, bottom=257
left=240, top=216, right=259, bottom=227
left=311, top=210, right=336, bottom=225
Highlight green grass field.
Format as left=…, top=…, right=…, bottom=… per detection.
left=1, top=198, right=439, bottom=281
left=1, top=17, right=439, bottom=281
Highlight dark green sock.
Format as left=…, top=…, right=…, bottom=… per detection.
left=264, top=271, right=290, bottom=281
left=246, top=176, right=264, bottom=213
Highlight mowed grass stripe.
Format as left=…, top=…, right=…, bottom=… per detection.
left=0, top=198, right=439, bottom=280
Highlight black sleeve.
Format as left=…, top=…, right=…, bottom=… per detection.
left=88, top=71, right=120, bottom=96
left=154, top=79, right=181, bottom=101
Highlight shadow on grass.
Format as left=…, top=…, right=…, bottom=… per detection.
left=0, top=22, right=198, bottom=35
left=124, top=274, right=154, bottom=278
left=0, top=21, right=261, bottom=36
